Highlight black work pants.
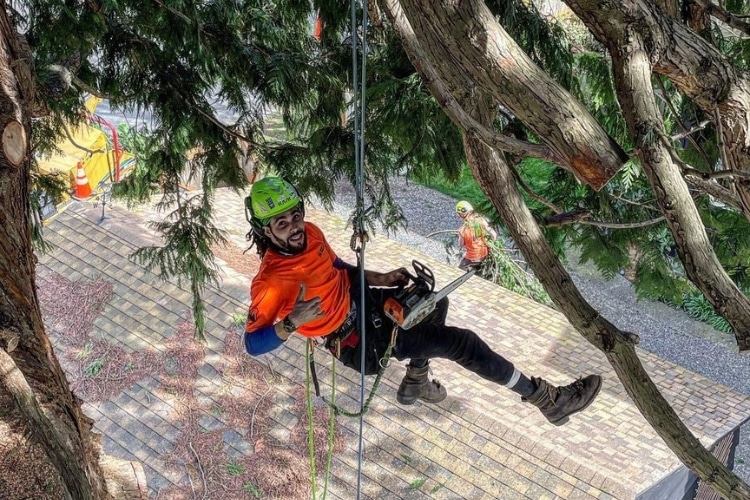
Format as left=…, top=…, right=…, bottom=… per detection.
left=359, top=286, right=517, bottom=386
left=458, top=257, right=484, bottom=272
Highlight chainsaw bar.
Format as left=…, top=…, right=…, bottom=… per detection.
left=433, top=267, right=475, bottom=303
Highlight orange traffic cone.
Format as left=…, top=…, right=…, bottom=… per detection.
left=72, top=162, right=93, bottom=200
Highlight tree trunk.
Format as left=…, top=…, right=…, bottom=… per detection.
left=563, top=0, right=750, bottom=351
left=380, top=1, right=750, bottom=497
left=0, top=349, right=92, bottom=499
left=395, top=0, right=628, bottom=191
left=0, top=5, right=109, bottom=498
left=464, top=125, right=750, bottom=498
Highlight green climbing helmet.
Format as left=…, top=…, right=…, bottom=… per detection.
left=456, top=200, right=473, bottom=216
left=247, top=177, right=302, bottom=225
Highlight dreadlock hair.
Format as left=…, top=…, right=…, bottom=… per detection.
left=246, top=225, right=271, bottom=259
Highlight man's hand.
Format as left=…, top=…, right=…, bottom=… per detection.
left=288, top=283, right=325, bottom=327
left=366, top=267, right=410, bottom=287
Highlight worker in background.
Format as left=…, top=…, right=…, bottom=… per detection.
left=455, top=201, right=498, bottom=272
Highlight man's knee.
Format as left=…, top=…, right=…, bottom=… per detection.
left=423, top=296, right=449, bottom=326
left=437, top=296, right=449, bottom=313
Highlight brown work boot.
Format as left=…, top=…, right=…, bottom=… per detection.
left=523, top=375, right=602, bottom=425
left=396, top=363, right=448, bottom=405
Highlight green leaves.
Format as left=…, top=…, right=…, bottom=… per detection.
left=131, top=193, right=227, bottom=339
left=23, top=0, right=750, bottom=341
left=482, top=240, right=554, bottom=308
left=682, top=293, right=733, bottom=334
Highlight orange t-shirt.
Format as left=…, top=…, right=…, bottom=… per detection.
left=245, top=222, right=351, bottom=338
left=458, top=216, right=492, bottom=261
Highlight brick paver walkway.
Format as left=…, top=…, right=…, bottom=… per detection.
left=37, top=189, right=750, bottom=499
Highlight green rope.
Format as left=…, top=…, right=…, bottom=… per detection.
left=307, top=338, right=340, bottom=500
left=323, top=352, right=337, bottom=497
left=322, top=340, right=395, bottom=418
left=305, top=340, right=319, bottom=499
left=305, top=328, right=397, bottom=498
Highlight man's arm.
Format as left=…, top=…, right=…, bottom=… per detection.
left=245, top=283, right=322, bottom=355
left=481, top=217, right=498, bottom=240
left=365, top=268, right=410, bottom=287
left=245, top=322, right=292, bottom=355
left=334, top=256, right=410, bottom=288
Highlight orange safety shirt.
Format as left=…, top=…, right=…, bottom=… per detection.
left=458, top=216, right=492, bottom=262
left=245, top=222, right=351, bottom=338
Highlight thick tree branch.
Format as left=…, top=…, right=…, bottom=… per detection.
left=437, top=94, right=559, bottom=163
left=565, top=0, right=750, bottom=355
left=372, top=0, right=558, bottom=164
left=0, top=348, right=88, bottom=499
left=366, top=3, right=750, bottom=498
left=691, top=0, right=750, bottom=36
left=394, top=0, right=628, bottom=190
left=656, top=117, right=746, bottom=210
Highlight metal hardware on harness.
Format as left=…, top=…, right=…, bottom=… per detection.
left=384, top=260, right=474, bottom=330
left=349, top=206, right=372, bottom=252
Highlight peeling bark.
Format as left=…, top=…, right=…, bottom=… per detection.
left=395, top=0, right=628, bottom=190
left=565, top=0, right=750, bottom=223
left=0, top=349, right=81, bottom=499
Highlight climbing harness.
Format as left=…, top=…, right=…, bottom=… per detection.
left=307, top=324, right=398, bottom=418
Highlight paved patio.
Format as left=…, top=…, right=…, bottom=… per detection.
left=37, top=189, right=750, bottom=499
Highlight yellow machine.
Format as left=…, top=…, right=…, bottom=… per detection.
left=35, top=97, right=136, bottom=215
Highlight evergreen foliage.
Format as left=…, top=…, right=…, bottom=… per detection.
left=18, top=0, right=750, bottom=338
left=131, top=192, right=226, bottom=340
left=482, top=240, right=554, bottom=308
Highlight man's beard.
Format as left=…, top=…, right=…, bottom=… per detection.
left=273, top=230, right=306, bottom=255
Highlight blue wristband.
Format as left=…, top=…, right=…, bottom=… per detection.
left=245, top=325, right=284, bottom=355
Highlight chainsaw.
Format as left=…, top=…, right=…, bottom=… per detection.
left=384, top=260, right=474, bottom=329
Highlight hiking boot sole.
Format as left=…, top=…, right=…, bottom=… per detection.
left=396, top=391, right=448, bottom=406
left=549, top=375, right=603, bottom=426
left=396, top=394, right=418, bottom=405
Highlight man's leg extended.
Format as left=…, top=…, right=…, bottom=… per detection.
left=393, top=322, right=601, bottom=424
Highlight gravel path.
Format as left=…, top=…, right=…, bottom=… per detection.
left=326, top=175, right=750, bottom=484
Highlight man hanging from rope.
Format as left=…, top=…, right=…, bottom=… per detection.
left=455, top=200, right=497, bottom=272
left=243, top=177, right=602, bottom=425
